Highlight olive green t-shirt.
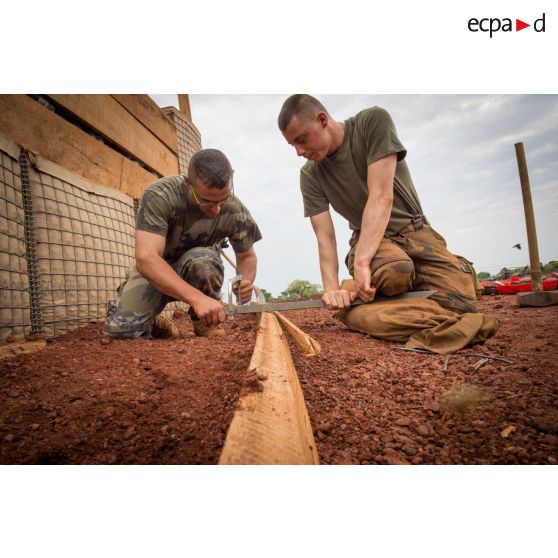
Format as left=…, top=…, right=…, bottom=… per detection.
left=136, top=175, right=262, bottom=263
left=300, top=107, right=424, bottom=235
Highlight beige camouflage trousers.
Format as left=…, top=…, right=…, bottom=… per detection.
left=103, top=246, right=224, bottom=339
left=345, top=223, right=478, bottom=314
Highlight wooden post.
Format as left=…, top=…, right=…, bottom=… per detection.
left=514, top=142, right=542, bottom=291
left=178, top=95, right=192, bottom=121
left=514, top=142, right=558, bottom=307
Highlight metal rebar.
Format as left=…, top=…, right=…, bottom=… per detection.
left=19, top=149, right=43, bottom=335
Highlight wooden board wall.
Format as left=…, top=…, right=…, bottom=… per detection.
left=0, top=95, right=157, bottom=199
left=111, top=95, right=178, bottom=153
left=45, top=94, right=178, bottom=177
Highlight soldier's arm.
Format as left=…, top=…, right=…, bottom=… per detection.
left=310, top=211, right=355, bottom=310
left=232, top=247, right=257, bottom=304
left=352, top=153, right=396, bottom=302
left=135, top=230, right=224, bottom=324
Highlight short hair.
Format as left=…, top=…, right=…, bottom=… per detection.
left=188, top=149, right=233, bottom=189
left=277, top=94, right=329, bottom=132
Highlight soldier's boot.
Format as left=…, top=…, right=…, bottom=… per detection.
left=193, top=320, right=226, bottom=338
left=151, top=314, right=179, bottom=339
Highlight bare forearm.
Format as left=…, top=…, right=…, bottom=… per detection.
left=136, top=255, right=204, bottom=306
left=236, top=253, right=257, bottom=283
left=354, top=195, right=392, bottom=268
left=317, top=238, right=340, bottom=292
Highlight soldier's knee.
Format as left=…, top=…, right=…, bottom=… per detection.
left=180, top=249, right=224, bottom=291
left=372, top=260, right=414, bottom=296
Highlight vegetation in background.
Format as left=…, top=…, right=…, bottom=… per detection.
left=279, top=279, right=323, bottom=300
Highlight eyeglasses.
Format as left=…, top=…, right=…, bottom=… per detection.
left=189, top=179, right=235, bottom=208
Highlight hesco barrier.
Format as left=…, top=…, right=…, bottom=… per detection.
left=0, top=97, right=203, bottom=343
left=28, top=154, right=137, bottom=339
left=0, top=132, right=137, bottom=341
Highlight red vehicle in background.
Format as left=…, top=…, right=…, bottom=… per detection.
left=482, top=275, right=558, bottom=295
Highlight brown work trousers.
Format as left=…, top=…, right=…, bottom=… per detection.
left=345, top=223, right=478, bottom=314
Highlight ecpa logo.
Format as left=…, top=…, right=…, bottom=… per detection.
left=468, top=13, right=546, bottom=37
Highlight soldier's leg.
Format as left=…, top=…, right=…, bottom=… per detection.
left=346, top=235, right=415, bottom=296
left=103, top=247, right=224, bottom=339
left=396, top=225, right=478, bottom=314
left=103, top=267, right=169, bottom=339
left=172, top=247, right=224, bottom=320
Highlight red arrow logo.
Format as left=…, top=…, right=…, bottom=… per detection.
left=516, top=19, right=530, bottom=31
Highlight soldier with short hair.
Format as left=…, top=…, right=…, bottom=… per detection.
left=278, top=94, right=479, bottom=314
left=104, top=149, right=262, bottom=339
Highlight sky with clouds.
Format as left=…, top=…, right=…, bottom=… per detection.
left=151, top=95, right=558, bottom=297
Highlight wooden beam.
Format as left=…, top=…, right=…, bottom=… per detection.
left=273, top=312, right=321, bottom=357
left=517, top=290, right=558, bottom=307
left=178, top=94, right=192, bottom=121
left=219, top=312, right=319, bottom=465
left=111, top=95, right=178, bottom=154
left=515, top=142, right=542, bottom=291
left=0, top=339, right=46, bottom=360
left=46, top=94, right=178, bottom=177
left=0, top=95, right=155, bottom=199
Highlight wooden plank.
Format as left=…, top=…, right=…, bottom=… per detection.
left=111, top=94, right=177, bottom=153
left=0, top=95, right=155, bottom=199
left=273, top=312, right=321, bottom=357
left=46, top=95, right=178, bottom=177
left=0, top=339, right=46, bottom=360
left=178, top=94, right=192, bottom=121
left=517, top=290, right=558, bottom=307
left=219, top=312, right=319, bottom=465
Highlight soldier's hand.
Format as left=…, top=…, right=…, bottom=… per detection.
left=233, top=279, right=253, bottom=304
left=354, top=264, right=377, bottom=303
left=322, top=289, right=357, bottom=310
left=192, top=295, right=225, bottom=326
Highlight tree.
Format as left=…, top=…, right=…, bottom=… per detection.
left=543, top=260, right=558, bottom=272
left=477, top=272, right=491, bottom=281
left=280, top=279, right=323, bottom=300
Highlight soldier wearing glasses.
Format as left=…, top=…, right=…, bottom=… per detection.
left=104, top=149, right=262, bottom=339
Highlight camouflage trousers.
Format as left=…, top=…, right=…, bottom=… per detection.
left=103, top=246, right=224, bottom=339
left=345, top=223, right=478, bottom=314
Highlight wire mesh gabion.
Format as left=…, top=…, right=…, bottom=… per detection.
left=27, top=163, right=136, bottom=338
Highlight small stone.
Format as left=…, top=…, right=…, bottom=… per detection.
left=124, top=426, right=135, bottom=439
left=472, top=420, right=487, bottom=429
left=161, top=425, right=169, bottom=434
left=5, top=336, right=17, bottom=343
left=383, top=448, right=410, bottom=465
left=31, top=423, right=40, bottom=430
left=548, top=457, right=557, bottom=464
left=403, top=445, right=418, bottom=457
left=427, top=401, right=441, bottom=413
left=99, top=338, right=111, bottom=346
left=395, top=417, right=411, bottom=427
left=544, top=434, right=557, bottom=445
left=3, top=434, right=14, bottom=442
left=416, top=425, right=429, bottom=436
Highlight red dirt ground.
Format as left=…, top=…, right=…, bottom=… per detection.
left=1, top=295, right=557, bottom=465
